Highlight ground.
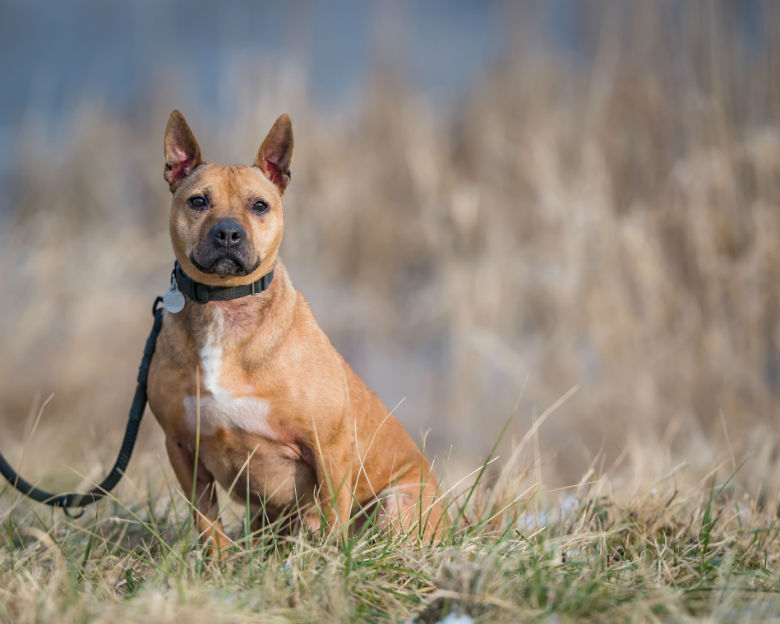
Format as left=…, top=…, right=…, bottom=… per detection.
left=1, top=456, right=777, bottom=623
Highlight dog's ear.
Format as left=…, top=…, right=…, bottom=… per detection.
left=254, top=114, right=294, bottom=193
left=164, top=110, right=203, bottom=191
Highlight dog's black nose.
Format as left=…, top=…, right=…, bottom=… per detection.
left=210, top=219, right=245, bottom=248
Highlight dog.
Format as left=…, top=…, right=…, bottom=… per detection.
left=147, top=111, right=442, bottom=552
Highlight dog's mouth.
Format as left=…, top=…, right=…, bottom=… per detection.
left=190, top=250, right=261, bottom=277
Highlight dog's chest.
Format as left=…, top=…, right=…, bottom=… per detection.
left=182, top=339, right=276, bottom=439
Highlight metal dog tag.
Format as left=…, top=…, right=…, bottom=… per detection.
left=162, top=276, right=185, bottom=313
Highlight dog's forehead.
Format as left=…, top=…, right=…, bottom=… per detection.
left=182, top=164, right=278, bottom=200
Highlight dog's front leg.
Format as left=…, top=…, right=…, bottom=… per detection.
left=303, top=437, right=354, bottom=537
left=165, top=436, right=232, bottom=557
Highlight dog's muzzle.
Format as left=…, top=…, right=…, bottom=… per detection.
left=192, top=218, right=260, bottom=276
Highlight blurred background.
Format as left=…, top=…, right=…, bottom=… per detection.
left=0, top=1, right=777, bottom=499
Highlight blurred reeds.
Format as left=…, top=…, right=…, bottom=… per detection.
left=0, top=1, right=777, bottom=499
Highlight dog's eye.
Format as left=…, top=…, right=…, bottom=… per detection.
left=188, top=195, right=208, bottom=210
left=252, top=199, right=269, bottom=215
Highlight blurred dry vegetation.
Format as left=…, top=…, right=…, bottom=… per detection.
left=0, top=1, right=777, bottom=500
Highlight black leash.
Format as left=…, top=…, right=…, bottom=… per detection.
left=0, top=296, right=165, bottom=517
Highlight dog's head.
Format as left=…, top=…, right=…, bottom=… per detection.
left=163, top=110, right=293, bottom=286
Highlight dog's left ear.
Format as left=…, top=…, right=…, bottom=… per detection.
left=254, top=114, right=294, bottom=194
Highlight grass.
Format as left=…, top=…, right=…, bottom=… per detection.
left=1, top=449, right=778, bottom=623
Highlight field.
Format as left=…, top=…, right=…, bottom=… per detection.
left=1, top=460, right=778, bottom=622
left=1, top=2, right=778, bottom=622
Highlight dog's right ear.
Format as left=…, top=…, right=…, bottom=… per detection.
left=164, top=110, right=203, bottom=192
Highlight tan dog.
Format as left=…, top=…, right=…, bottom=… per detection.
left=147, top=111, right=442, bottom=551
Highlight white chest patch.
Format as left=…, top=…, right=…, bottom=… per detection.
left=182, top=340, right=276, bottom=439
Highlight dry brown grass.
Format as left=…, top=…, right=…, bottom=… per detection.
left=1, top=449, right=777, bottom=622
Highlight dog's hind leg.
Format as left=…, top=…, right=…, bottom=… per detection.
left=371, top=464, right=444, bottom=541
left=165, top=436, right=232, bottom=558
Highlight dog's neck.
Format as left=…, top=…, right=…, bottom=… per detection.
left=174, top=260, right=297, bottom=359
